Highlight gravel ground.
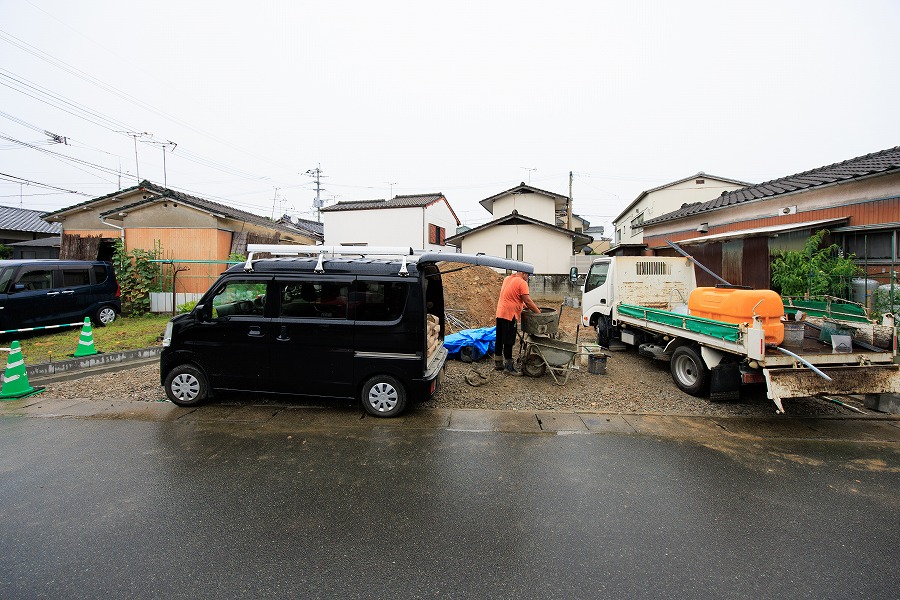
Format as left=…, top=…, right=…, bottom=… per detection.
left=34, top=265, right=879, bottom=418
left=40, top=348, right=873, bottom=418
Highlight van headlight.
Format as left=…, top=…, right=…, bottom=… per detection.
left=162, top=321, right=174, bottom=347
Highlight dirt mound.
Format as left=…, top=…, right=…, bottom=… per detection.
left=440, top=264, right=504, bottom=330
left=439, top=264, right=583, bottom=339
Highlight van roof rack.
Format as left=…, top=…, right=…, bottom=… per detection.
left=244, top=245, right=417, bottom=275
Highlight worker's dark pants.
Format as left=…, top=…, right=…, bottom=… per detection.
left=495, top=317, right=517, bottom=360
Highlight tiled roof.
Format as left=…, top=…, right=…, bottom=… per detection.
left=643, top=146, right=900, bottom=226
left=479, top=183, right=569, bottom=214
left=41, top=181, right=321, bottom=240
left=69, top=181, right=319, bottom=240
left=41, top=183, right=145, bottom=218
left=8, top=235, right=61, bottom=247
left=445, top=211, right=593, bottom=246
left=278, top=215, right=324, bottom=238
left=320, top=193, right=445, bottom=212
left=0, top=205, right=62, bottom=234
left=613, top=172, right=754, bottom=223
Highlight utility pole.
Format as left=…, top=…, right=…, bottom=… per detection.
left=385, top=181, right=398, bottom=199
left=305, top=165, right=327, bottom=222
left=568, top=170, right=573, bottom=230
left=271, top=187, right=281, bottom=220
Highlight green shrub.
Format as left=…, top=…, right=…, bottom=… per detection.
left=771, top=230, right=862, bottom=299
left=177, top=300, right=198, bottom=314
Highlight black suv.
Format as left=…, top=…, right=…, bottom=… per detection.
left=0, top=260, right=121, bottom=332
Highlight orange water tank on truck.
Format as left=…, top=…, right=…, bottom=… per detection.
left=687, top=287, right=785, bottom=345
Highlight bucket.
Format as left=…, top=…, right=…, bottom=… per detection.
left=580, top=343, right=600, bottom=367
left=587, top=354, right=607, bottom=375
left=782, top=321, right=805, bottom=346
left=521, top=308, right=559, bottom=336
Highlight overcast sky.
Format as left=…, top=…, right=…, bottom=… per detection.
left=1, top=0, right=898, bottom=237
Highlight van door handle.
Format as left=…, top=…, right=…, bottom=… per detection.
left=247, top=326, right=264, bottom=337
left=46, top=291, right=59, bottom=296
left=276, top=326, right=290, bottom=341
left=60, top=290, right=74, bottom=295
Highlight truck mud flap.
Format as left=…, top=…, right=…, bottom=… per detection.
left=763, top=364, right=900, bottom=414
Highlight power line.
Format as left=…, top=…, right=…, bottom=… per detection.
left=0, top=132, right=122, bottom=182
left=0, top=27, right=299, bottom=174
left=0, top=172, right=89, bottom=196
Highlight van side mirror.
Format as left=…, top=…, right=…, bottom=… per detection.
left=569, top=267, right=579, bottom=285
left=195, top=303, right=209, bottom=322
left=13, top=283, right=25, bottom=293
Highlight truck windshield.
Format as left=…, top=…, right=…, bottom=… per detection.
left=584, top=262, right=609, bottom=293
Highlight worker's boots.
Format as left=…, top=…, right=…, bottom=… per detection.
left=504, top=359, right=522, bottom=376
left=494, top=356, right=504, bottom=371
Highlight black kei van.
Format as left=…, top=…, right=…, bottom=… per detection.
left=0, top=260, right=121, bottom=332
left=160, top=246, right=533, bottom=417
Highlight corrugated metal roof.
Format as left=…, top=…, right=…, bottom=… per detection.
left=670, top=218, right=849, bottom=247
left=0, top=205, right=61, bottom=234
left=643, top=146, right=900, bottom=226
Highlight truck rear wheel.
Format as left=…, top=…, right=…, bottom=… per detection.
left=670, top=345, right=709, bottom=396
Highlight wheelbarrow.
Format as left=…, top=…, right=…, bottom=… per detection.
left=518, top=333, right=579, bottom=385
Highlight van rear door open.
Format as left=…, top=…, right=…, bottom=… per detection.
left=416, top=253, right=534, bottom=275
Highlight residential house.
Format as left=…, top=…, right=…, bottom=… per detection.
left=320, top=193, right=460, bottom=252
left=8, top=237, right=61, bottom=259
left=638, top=146, right=900, bottom=300
left=0, top=205, right=61, bottom=257
left=41, top=181, right=322, bottom=300
left=610, top=173, right=753, bottom=255
left=446, top=183, right=592, bottom=276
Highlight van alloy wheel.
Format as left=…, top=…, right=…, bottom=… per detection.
left=361, top=375, right=407, bottom=418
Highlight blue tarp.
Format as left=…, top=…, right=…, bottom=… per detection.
left=443, top=326, right=496, bottom=360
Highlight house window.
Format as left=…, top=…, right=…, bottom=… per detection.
left=696, top=179, right=705, bottom=184
left=516, top=244, right=523, bottom=261
left=630, top=212, right=645, bottom=233
left=843, top=231, right=895, bottom=261
left=506, top=245, right=513, bottom=259
left=428, top=224, right=446, bottom=246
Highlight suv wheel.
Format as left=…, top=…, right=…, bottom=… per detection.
left=361, top=375, right=407, bottom=418
left=164, top=364, right=209, bottom=407
left=94, top=306, right=117, bottom=326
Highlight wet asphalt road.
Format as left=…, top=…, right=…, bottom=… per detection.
left=0, top=413, right=898, bottom=600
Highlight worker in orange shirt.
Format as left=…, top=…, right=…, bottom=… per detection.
left=494, top=270, right=541, bottom=375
